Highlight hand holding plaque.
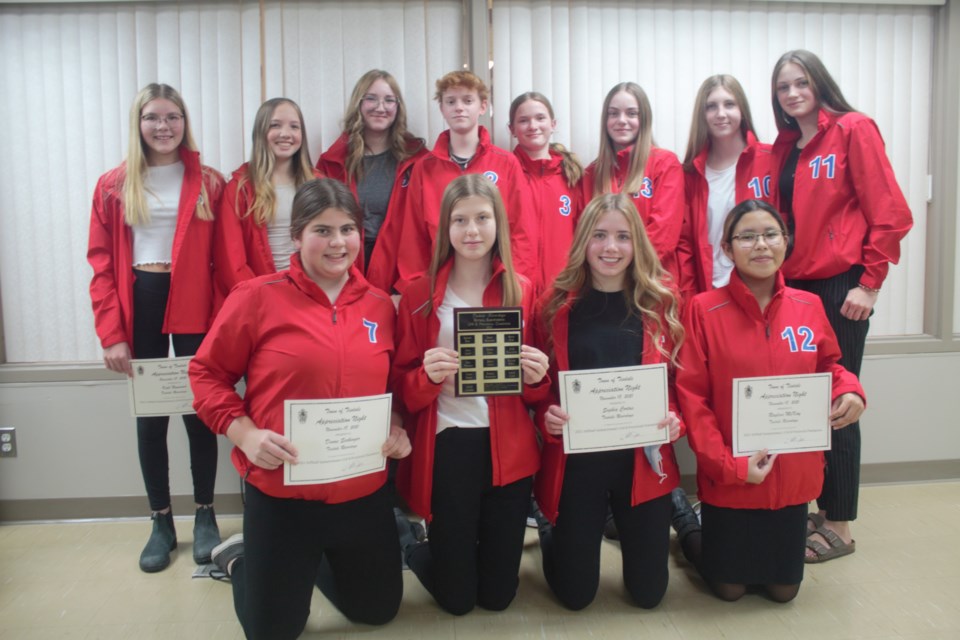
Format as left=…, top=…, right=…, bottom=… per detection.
left=453, top=307, right=523, bottom=396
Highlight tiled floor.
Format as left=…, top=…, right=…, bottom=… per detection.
left=1, top=482, right=958, bottom=639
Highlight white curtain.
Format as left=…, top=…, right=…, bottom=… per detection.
left=491, top=0, right=932, bottom=336
left=0, top=0, right=462, bottom=363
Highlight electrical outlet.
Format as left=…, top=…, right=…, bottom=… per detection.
left=0, top=427, right=17, bottom=458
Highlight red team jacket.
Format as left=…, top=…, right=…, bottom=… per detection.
left=87, top=147, right=225, bottom=352
left=513, top=146, right=583, bottom=292
left=386, top=127, right=536, bottom=293
left=391, top=259, right=548, bottom=521
left=213, top=163, right=325, bottom=301
left=677, top=132, right=773, bottom=299
left=770, top=109, right=912, bottom=289
left=189, top=254, right=397, bottom=503
left=579, top=146, right=685, bottom=276
left=676, top=271, right=864, bottom=510
left=531, top=288, right=683, bottom=525
left=319, top=133, right=428, bottom=288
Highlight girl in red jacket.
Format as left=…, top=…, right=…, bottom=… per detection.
left=391, top=174, right=551, bottom=615
left=675, top=199, right=865, bottom=602
left=215, top=98, right=318, bottom=300
left=580, top=82, right=684, bottom=276
left=190, top=179, right=412, bottom=640
left=318, top=69, right=427, bottom=282
left=677, top=75, right=773, bottom=299
left=508, top=91, right=584, bottom=292
left=770, top=50, right=911, bottom=563
left=532, top=192, right=684, bottom=610
left=86, top=83, right=224, bottom=572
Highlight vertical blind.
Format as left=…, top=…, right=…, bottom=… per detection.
left=0, top=0, right=462, bottom=362
left=490, top=0, right=932, bottom=336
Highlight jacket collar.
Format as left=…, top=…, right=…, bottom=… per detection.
left=430, top=255, right=507, bottom=312
left=514, top=145, right=564, bottom=176
left=692, top=130, right=760, bottom=175
left=430, top=125, right=492, bottom=162
left=287, top=252, right=368, bottom=308
left=726, top=269, right=786, bottom=322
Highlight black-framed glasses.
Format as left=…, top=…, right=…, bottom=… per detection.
left=731, top=230, right=786, bottom=248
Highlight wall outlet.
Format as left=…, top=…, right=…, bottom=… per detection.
left=0, top=427, right=17, bottom=458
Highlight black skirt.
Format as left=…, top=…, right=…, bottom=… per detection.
left=700, top=502, right=807, bottom=585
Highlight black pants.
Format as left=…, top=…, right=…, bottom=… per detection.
left=132, top=270, right=218, bottom=511
left=788, top=266, right=867, bottom=521
left=406, top=427, right=533, bottom=616
left=231, top=483, right=402, bottom=640
left=540, top=449, right=673, bottom=610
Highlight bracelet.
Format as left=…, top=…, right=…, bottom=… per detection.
left=857, top=283, right=880, bottom=294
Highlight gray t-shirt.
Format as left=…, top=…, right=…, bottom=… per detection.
left=357, top=150, right=398, bottom=240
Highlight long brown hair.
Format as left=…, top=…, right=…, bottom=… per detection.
left=542, top=193, right=683, bottom=363
left=241, top=98, right=316, bottom=226
left=123, top=83, right=213, bottom=225
left=682, top=75, right=758, bottom=172
left=341, top=69, right=424, bottom=184
left=592, top=82, right=654, bottom=197
left=425, top=175, right=521, bottom=315
left=508, top=91, right=583, bottom=186
left=771, top=49, right=855, bottom=131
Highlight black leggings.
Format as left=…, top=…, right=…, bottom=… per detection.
left=406, top=427, right=533, bottom=616
left=789, top=266, right=867, bottom=521
left=540, top=449, right=672, bottom=610
left=231, top=482, right=402, bottom=640
left=132, top=269, right=218, bottom=511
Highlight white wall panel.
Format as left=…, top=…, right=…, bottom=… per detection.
left=491, top=0, right=932, bottom=336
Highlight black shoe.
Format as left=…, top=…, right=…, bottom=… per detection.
left=670, top=488, right=702, bottom=542
left=210, top=533, right=244, bottom=581
left=393, top=508, right=425, bottom=568
left=602, top=506, right=619, bottom=541
left=193, top=505, right=221, bottom=565
left=139, top=510, right=177, bottom=573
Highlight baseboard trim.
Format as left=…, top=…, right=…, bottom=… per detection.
left=1, top=460, right=957, bottom=523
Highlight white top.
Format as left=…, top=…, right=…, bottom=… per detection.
left=705, top=163, right=736, bottom=289
left=133, top=162, right=184, bottom=267
left=267, top=184, right=296, bottom=271
left=436, top=286, right=489, bottom=433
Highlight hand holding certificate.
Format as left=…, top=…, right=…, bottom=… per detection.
left=558, top=364, right=670, bottom=454
left=284, top=394, right=392, bottom=485
left=732, top=373, right=832, bottom=456
left=128, top=356, right=195, bottom=417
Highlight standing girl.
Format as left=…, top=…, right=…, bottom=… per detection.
left=678, top=75, right=772, bottom=300
left=532, top=193, right=684, bottom=610
left=87, top=83, right=224, bottom=572
left=391, top=174, right=550, bottom=615
left=319, top=69, right=427, bottom=285
left=675, top=199, right=865, bottom=601
left=190, top=178, right=411, bottom=640
left=215, top=98, right=319, bottom=299
left=508, top=91, right=583, bottom=292
left=770, top=50, right=912, bottom=562
left=580, top=82, right=684, bottom=276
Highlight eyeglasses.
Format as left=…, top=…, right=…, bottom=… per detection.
left=731, top=229, right=786, bottom=248
left=141, top=113, right=184, bottom=127
left=362, top=95, right=398, bottom=110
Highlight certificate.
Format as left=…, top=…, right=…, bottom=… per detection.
left=558, top=364, right=670, bottom=454
left=283, top=393, right=392, bottom=485
left=731, top=373, right=832, bottom=456
left=453, top=307, right=523, bottom=397
left=128, top=356, right=195, bottom=417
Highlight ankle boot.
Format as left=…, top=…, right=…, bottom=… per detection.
left=670, top=488, right=702, bottom=543
left=139, top=510, right=177, bottom=573
left=193, top=505, right=221, bottom=565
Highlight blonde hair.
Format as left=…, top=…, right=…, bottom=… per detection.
left=425, top=175, right=521, bottom=315
left=593, top=82, right=654, bottom=197
left=124, top=83, right=213, bottom=225
left=341, top=70, right=424, bottom=185
left=771, top=49, right=855, bottom=131
left=508, top=92, right=583, bottom=186
left=683, top=75, right=758, bottom=171
left=542, top=193, right=683, bottom=363
left=241, top=98, right=315, bottom=226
